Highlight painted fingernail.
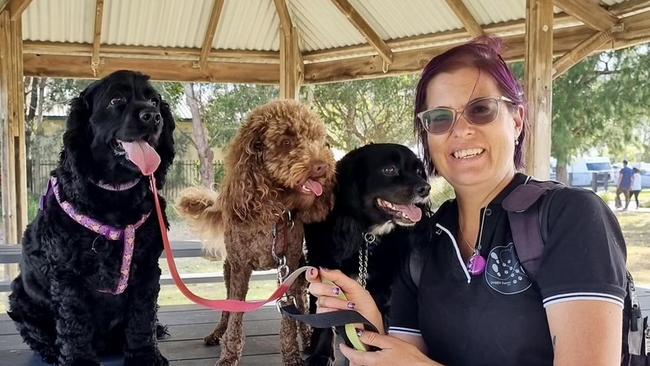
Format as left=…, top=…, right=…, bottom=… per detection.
left=347, top=301, right=355, bottom=310
left=332, top=287, right=340, bottom=295
left=356, top=329, right=364, bottom=338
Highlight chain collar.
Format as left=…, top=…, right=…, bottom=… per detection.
left=272, top=210, right=294, bottom=284
left=357, top=232, right=377, bottom=288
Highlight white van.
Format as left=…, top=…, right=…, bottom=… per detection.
left=569, top=156, right=614, bottom=188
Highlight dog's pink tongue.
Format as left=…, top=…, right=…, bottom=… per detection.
left=395, top=204, right=422, bottom=222
left=303, top=179, right=323, bottom=196
left=119, top=140, right=161, bottom=176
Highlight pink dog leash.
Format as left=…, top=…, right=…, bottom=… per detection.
left=148, top=175, right=308, bottom=312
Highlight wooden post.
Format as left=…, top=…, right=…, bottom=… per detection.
left=274, top=0, right=302, bottom=100
left=0, top=9, right=27, bottom=246
left=524, top=0, right=553, bottom=179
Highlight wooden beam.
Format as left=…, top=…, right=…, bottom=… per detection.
left=552, top=29, right=612, bottom=78
left=23, top=42, right=280, bottom=63
left=609, top=0, right=650, bottom=16
left=198, top=0, right=225, bottom=70
left=554, top=0, right=619, bottom=32
left=524, top=0, right=554, bottom=179
left=303, top=24, right=603, bottom=84
left=91, top=0, right=104, bottom=76
left=0, top=10, right=27, bottom=245
left=23, top=54, right=280, bottom=83
left=274, top=0, right=302, bottom=99
left=330, top=0, right=393, bottom=66
left=444, top=0, right=484, bottom=38
left=6, top=0, right=30, bottom=20
left=618, top=10, right=650, bottom=40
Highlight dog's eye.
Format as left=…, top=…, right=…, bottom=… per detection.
left=281, top=138, right=292, bottom=148
left=382, top=166, right=398, bottom=176
left=110, top=97, right=126, bottom=106
left=149, top=98, right=159, bottom=107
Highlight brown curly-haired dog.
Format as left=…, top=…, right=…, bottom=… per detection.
left=176, top=100, right=335, bottom=366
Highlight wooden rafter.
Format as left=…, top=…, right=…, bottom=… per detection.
left=444, top=0, right=484, bottom=38
left=273, top=0, right=302, bottom=99
left=554, top=0, right=619, bottom=32
left=2, top=0, right=31, bottom=20
left=199, top=0, right=225, bottom=70
left=330, top=0, right=393, bottom=65
left=91, top=0, right=104, bottom=76
left=552, top=29, right=613, bottom=79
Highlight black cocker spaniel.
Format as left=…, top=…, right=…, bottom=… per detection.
left=8, top=70, right=174, bottom=366
left=304, top=143, right=431, bottom=365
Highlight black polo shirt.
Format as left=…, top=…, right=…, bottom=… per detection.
left=388, top=173, right=627, bottom=366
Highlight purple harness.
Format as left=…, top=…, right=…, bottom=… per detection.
left=45, top=177, right=150, bottom=295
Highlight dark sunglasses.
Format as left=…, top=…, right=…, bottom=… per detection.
left=417, top=96, right=515, bottom=135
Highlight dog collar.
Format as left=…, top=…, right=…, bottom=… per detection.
left=48, top=177, right=150, bottom=295
left=91, top=178, right=141, bottom=191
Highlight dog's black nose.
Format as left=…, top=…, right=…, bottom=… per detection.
left=416, top=183, right=431, bottom=197
left=311, top=161, right=328, bottom=178
left=140, top=110, right=162, bottom=126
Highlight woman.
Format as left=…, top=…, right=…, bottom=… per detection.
left=306, top=37, right=627, bottom=366
left=631, top=167, right=642, bottom=209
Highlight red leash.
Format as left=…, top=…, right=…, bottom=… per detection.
left=149, top=176, right=307, bottom=312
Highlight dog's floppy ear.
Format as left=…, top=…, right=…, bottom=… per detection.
left=59, top=82, right=100, bottom=175
left=332, top=215, right=364, bottom=264
left=220, top=119, right=282, bottom=224
left=153, top=99, right=176, bottom=188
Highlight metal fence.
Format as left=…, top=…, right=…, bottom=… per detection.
left=27, top=160, right=217, bottom=202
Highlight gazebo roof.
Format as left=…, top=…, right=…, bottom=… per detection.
left=16, top=0, right=650, bottom=83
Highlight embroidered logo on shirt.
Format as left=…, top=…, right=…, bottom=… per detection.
left=485, top=242, right=532, bottom=295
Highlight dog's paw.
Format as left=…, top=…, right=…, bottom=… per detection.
left=203, top=333, right=221, bottom=346
left=305, top=354, right=334, bottom=366
left=124, top=352, right=169, bottom=366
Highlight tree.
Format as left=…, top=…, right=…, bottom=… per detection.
left=178, top=83, right=278, bottom=188
left=184, top=83, right=215, bottom=188
left=550, top=46, right=650, bottom=182
left=309, top=76, right=418, bottom=152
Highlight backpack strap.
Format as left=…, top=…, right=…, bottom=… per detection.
left=502, top=178, right=564, bottom=278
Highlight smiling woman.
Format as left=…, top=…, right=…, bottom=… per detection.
left=304, top=36, right=632, bottom=366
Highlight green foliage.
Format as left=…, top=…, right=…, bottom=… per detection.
left=309, top=75, right=418, bottom=151
left=203, top=84, right=279, bottom=148
left=552, top=46, right=650, bottom=168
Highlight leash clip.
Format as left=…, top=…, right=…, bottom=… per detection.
left=275, top=295, right=297, bottom=314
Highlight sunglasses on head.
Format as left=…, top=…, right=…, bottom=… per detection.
left=417, top=96, right=515, bottom=135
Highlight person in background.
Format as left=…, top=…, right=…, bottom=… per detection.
left=306, top=36, right=627, bottom=366
left=616, top=160, right=634, bottom=210
left=630, top=167, right=642, bottom=209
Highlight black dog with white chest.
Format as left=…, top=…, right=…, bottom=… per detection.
left=8, top=70, right=174, bottom=366
left=304, top=143, right=430, bottom=365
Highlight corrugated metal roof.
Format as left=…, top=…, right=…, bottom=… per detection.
left=22, top=0, right=95, bottom=43
left=21, top=0, right=643, bottom=53
left=289, top=0, right=366, bottom=51
left=102, top=0, right=213, bottom=48
left=349, top=0, right=464, bottom=40
left=214, top=0, right=279, bottom=51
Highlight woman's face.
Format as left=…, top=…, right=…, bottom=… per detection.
left=424, top=67, right=523, bottom=190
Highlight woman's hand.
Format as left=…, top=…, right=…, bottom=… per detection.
left=339, top=330, right=439, bottom=366
left=305, top=267, right=384, bottom=333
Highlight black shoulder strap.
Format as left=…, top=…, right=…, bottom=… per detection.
left=502, top=179, right=564, bottom=278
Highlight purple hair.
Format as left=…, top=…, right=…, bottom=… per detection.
left=414, top=36, right=528, bottom=175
